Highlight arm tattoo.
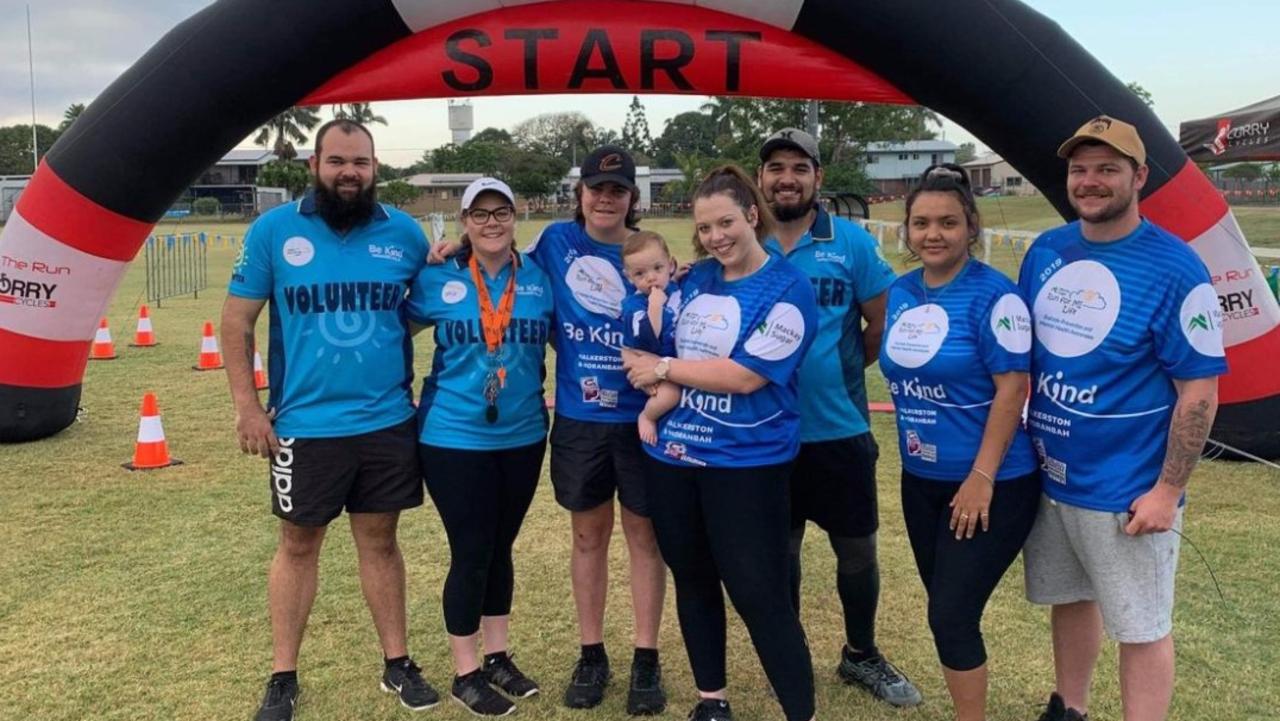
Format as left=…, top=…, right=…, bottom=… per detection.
left=1160, top=398, right=1213, bottom=489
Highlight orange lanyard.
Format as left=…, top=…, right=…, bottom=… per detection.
left=468, top=251, right=517, bottom=389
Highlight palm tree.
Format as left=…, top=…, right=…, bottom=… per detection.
left=331, top=103, right=388, bottom=126
left=58, top=103, right=86, bottom=133
left=254, top=106, right=322, bottom=161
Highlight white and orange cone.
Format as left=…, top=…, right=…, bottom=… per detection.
left=123, top=392, right=182, bottom=470
left=89, top=318, right=117, bottom=360
left=193, top=321, right=224, bottom=371
left=130, top=305, right=158, bottom=347
left=253, top=348, right=268, bottom=390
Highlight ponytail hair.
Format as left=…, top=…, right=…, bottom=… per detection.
left=690, top=163, right=776, bottom=258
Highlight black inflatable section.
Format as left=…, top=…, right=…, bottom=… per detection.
left=0, top=385, right=80, bottom=444
left=46, top=0, right=411, bottom=222
left=792, top=0, right=1184, bottom=212
left=1211, top=395, right=1280, bottom=461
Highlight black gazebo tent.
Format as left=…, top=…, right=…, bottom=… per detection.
left=1180, top=95, right=1280, bottom=162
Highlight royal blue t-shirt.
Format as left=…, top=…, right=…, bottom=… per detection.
left=229, top=193, right=428, bottom=438
left=645, top=253, right=819, bottom=468
left=766, top=207, right=897, bottom=442
left=880, top=260, right=1037, bottom=481
left=621, top=283, right=680, bottom=355
left=406, top=250, right=553, bottom=451
left=525, top=221, right=644, bottom=422
left=1018, top=220, right=1228, bottom=512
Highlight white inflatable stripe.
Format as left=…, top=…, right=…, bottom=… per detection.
left=1189, top=210, right=1280, bottom=347
left=137, top=416, right=165, bottom=443
left=0, top=210, right=129, bottom=342
left=390, top=0, right=802, bottom=33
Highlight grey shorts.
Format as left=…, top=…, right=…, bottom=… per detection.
left=1024, top=493, right=1183, bottom=643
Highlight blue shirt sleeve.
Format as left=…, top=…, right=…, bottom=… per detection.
left=228, top=215, right=274, bottom=299
left=847, top=227, right=897, bottom=302
left=977, top=284, right=1032, bottom=376
left=731, top=276, right=819, bottom=386
left=405, top=265, right=439, bottom=326
left=1151, top=260, right=1229, bottom=380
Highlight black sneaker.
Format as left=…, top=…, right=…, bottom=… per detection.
left=453, top=670, right=516, bottom=717
left=381, top=658, right=440, bottom=710
left=483, top=652, right=540, bottom=698
left=837, top=646, right=923, bottom=707
left=626, top=656, right=666, bottom=715
left=563, top=654, right=610, bottom=709
left=687, top=698, right=733, bottom=721
left=1037, top=692, right=1089, bottom=721
left=254, top=676, right=299, bottom=721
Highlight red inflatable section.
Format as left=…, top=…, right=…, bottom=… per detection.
left=1139, top=159, right=1280, bottom=405
left=304, top=0, right=913, bottom=104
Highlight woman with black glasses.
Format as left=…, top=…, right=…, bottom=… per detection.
left=878, top=165, right=1039, bottom=721
left=407, top=177, right=554, bottom=716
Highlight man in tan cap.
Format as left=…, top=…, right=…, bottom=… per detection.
left=1017, top=115, right=1226, bottom=721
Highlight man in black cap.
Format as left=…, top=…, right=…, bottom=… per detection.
left=757, top=128, right=922, bottom=708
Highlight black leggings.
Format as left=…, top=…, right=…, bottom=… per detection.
left=900, top=469, right=1040, bottom=671
left=645, top=456, right=814, bottom=721
left=419, top=440, right=545, bottom=636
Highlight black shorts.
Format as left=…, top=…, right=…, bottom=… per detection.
left=269, top=417, right=423, bottom=527
left=790, top=432, right=879, bottom=537
left=549, top=414, right=649, bottom=516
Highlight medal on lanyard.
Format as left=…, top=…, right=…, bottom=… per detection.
left=469, top=252, right=517, bottom=424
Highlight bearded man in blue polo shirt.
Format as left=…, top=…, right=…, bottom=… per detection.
left=221, top=120, right=436, bottom=721
left=757, top=128, right=921, bottom=707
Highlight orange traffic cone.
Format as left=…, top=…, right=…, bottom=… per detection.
left=123, top=392, right=182, bottom=470
left=130, top=305, right=158, bottom=347
left=253, top=348, right=268, bottom=390
left=193, top=321, right=224, bottom=371
left=89, top=318, right=117, bottom=360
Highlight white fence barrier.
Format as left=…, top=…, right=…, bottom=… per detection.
left=858, top=219, right=1039, bottom=264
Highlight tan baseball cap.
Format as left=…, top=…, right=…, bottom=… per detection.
left=1057, top=115, right=1146, bottom=166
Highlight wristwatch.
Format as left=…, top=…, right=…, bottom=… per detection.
left=654, top=357, right=673, bottom=381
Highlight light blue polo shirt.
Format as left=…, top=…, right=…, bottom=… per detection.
left=229, top=191, right=428, bottom=438
left=766, top=206, right=897, bottom=442
left=406, top=250, right=554, bottom=450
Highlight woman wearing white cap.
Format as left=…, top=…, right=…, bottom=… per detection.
left=406, top=177, right=554, bottom=716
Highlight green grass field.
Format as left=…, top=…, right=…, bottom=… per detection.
left=1, top=216, right=1278, bottom=721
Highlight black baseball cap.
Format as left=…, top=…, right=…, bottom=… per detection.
left=760, top=127, right=821, bottom=165
left=581, top=145, right=637, bottom=191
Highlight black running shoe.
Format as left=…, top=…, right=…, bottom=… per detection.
left=1036, top=692, right=1089, bottom=721
left=453, top=670, right=516, bottom=717
left=483, top=652, right=540, bottom=699
left=254, top=676, right=299, bottom=721
left=836, top=645, right=923, bottom=707
left=381, top=658, right=440, bottom=710
left=687, top=698, right=733, bottom=721
left=626, top=655, right=666, bottom=715
left=563, top=654, right=610, bottom=709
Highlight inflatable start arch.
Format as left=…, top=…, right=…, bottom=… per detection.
left=3, top=0, right=1278, bottom=456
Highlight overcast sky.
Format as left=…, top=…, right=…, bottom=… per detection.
left=3, top=0, right=1276, bottom=167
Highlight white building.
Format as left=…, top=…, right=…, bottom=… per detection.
left=962, top=152, right=1037, bottom=196
left=863, top=140, right=958, bottom=194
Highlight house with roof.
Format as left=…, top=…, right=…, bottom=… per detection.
left=962, top=152, right=1038, bottom=196
left=863, top=140, right=958, bottom=195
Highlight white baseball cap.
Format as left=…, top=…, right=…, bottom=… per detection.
left=461, top=177, right=515, bottom=211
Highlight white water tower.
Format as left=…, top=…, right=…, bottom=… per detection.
left=448, top=100, right=474, bottom=145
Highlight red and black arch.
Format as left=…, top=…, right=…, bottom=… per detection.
left=3, top=0, right=1277, bottom=454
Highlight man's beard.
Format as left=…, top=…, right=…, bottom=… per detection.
left=314, top=179, right=377, bottom=230
left=1069, top=187, right=1134, bottom=225
left=769, top=188, right=817, bottom=222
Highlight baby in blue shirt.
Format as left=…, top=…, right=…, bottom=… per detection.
left=620, top=231, right=680, bottom=445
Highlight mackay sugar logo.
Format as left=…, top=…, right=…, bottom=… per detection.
left=1186, top=312, right=1215, bottom=333
left=997, top=317, right=1013, bottom=331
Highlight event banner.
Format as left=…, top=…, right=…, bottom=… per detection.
left=1180, top=95, right=1280, bottom=163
